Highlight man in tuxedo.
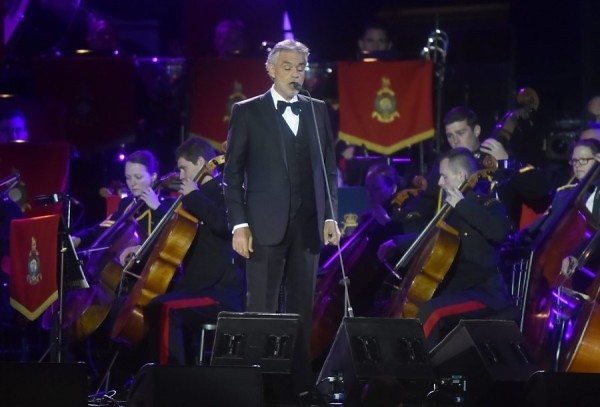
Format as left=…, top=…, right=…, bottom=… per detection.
left=223, top=39, right=340, bottom=344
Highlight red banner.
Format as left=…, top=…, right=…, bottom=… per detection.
left=337, top=60, right=434, bottom=155
left=188, top=58, right=271, bottom=149
left=9, top=214, right=60, bottom=320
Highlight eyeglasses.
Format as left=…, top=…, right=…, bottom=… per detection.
left=569, top=157, right=595, bottom=166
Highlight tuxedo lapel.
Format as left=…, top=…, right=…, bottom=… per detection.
left=258, top=91, right=289, bottom=171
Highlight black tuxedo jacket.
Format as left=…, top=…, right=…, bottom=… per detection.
left=224, top=90, right=338, bottom=246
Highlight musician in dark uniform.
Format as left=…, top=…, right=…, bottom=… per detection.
left=72, top=150, right=172, bottom=250
left=145, top=136, right=243, bottom=365
left=520, top=138, right=600, bottom=244
left=378, top=106, right=551, bottom=264
left=417, top=148, right=513, bottom=349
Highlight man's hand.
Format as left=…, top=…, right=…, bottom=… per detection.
left=443, top=185, right=465, bottom=208
left=324, top=220, right=341, bottom=246
left=480, top=138, right=509, bottom=160
left=119, top=245, right=141, bottom=266
left=232, top=226, right=253, bottom=259
left=179, top=178, right=199, bottom=196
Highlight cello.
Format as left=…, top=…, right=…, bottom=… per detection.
left=56, top=172, right=178, bottom=340
left=385, top=168, right=494, bottom=318
left=110, top=155, right=224, bottom=347
left=310, top=183, right=425, bottom=360
left=520, top=162, right=600, bottom=367
left=549, top=230, right=600, bottom=373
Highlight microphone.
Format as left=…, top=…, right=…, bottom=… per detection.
left=33, top=193, right=81, bottom=206
left=291, top=82, right=304, bottom=92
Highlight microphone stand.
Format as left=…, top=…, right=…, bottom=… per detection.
left=295, top=83, right=354, bottom=318
left=38, top=194, right=88, bottom=363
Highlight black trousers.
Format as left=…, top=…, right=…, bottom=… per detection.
left=246, top=212, right=320, bottom=346
left=417, top=274, right=514, bottom=350
left=145, top=287, right=243, bottom=365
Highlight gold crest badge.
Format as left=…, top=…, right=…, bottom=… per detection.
left=223, top=81, right=246, bottom=122
left=371, top=77, right=400, bottom=123
left=340, top=213, right=359, bottom=236
left=27, top=237, right=42, bottom=285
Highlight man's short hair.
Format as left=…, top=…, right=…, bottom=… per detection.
left=440, top=147, right=479, bottom=176
left=571, top=138, right=600, bottom=156
left=176, top=136, right=216, bottom=163
left=443, top=106, right=479, bottom=129
left=265, top=39, right=309, bottom=69
left=359, top=20, right=390, bottom=40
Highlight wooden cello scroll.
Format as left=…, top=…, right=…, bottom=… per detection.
left=110, top=155, right=225, bottom=347
left=386, top=168, right=494, bottom=319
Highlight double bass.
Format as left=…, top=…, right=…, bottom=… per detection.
left=110, top=156, right=224, bottom=347
left=521, top=162, right=600, bottom=367
left=385, top=168, right=494, bottom=318
left=549, top=229, right=600, bottom=372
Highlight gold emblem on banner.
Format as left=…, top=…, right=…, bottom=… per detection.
left=26, top=237, right=42, bottom=285
left=341, top=213, right=359, bottom=236
left=223, top=81, right=246, bottom=122
left=372, top=77, right=400, bottom=123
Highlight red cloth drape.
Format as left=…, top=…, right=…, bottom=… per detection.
left=9, top=214, right=60, bottom=320
left=188, top=58, right=271, bottom=149
left=338, top=60, right=434, bottom=155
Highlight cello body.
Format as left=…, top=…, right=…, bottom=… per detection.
left=110, top=206, right=197, bottom=346
left=522, top=165, right=600, bottom=367
left=310, top=187, right=425, bottom=360
left=387, top=220, right=459, bottom=318
left=110, top=156, right=224, bottom=347
left=56, top=201, right=146, bottom=340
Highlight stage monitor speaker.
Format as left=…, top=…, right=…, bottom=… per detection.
left=126, top=364, right=263, bottom=407
left=430, top=319, right=539, bottom=405
left=317, top=317, right=434, bottom=406
left=0, top=362, right=88, bottom=407
left=210, top=312, right=311, bottom=405
left=523, top=371, right=600, bottom=406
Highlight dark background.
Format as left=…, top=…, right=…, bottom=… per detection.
left=1, top=0, right=599, bottom=224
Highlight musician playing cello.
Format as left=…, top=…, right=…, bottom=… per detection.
left=144, top=136, right=243, bottom=365
left=378, top=106, right=550, bottom=265
left=72, top=150, right=172, bottom=250
left=417, top=148, right=513, bottom=349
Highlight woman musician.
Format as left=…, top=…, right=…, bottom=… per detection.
left=71, top=150, right=173, bottom=251
left=520, top=138, right=600, bottom=242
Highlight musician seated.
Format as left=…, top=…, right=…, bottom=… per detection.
left=72, top=150, right=173, bottom=250
left=414, top=148, right=514, bottom=350
left=518, top=138, right=600, bottom=243
left=144, top=136, right=244, bottom=365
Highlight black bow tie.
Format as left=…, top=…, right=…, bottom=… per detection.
left=277, top=100, right=302, bottom=115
